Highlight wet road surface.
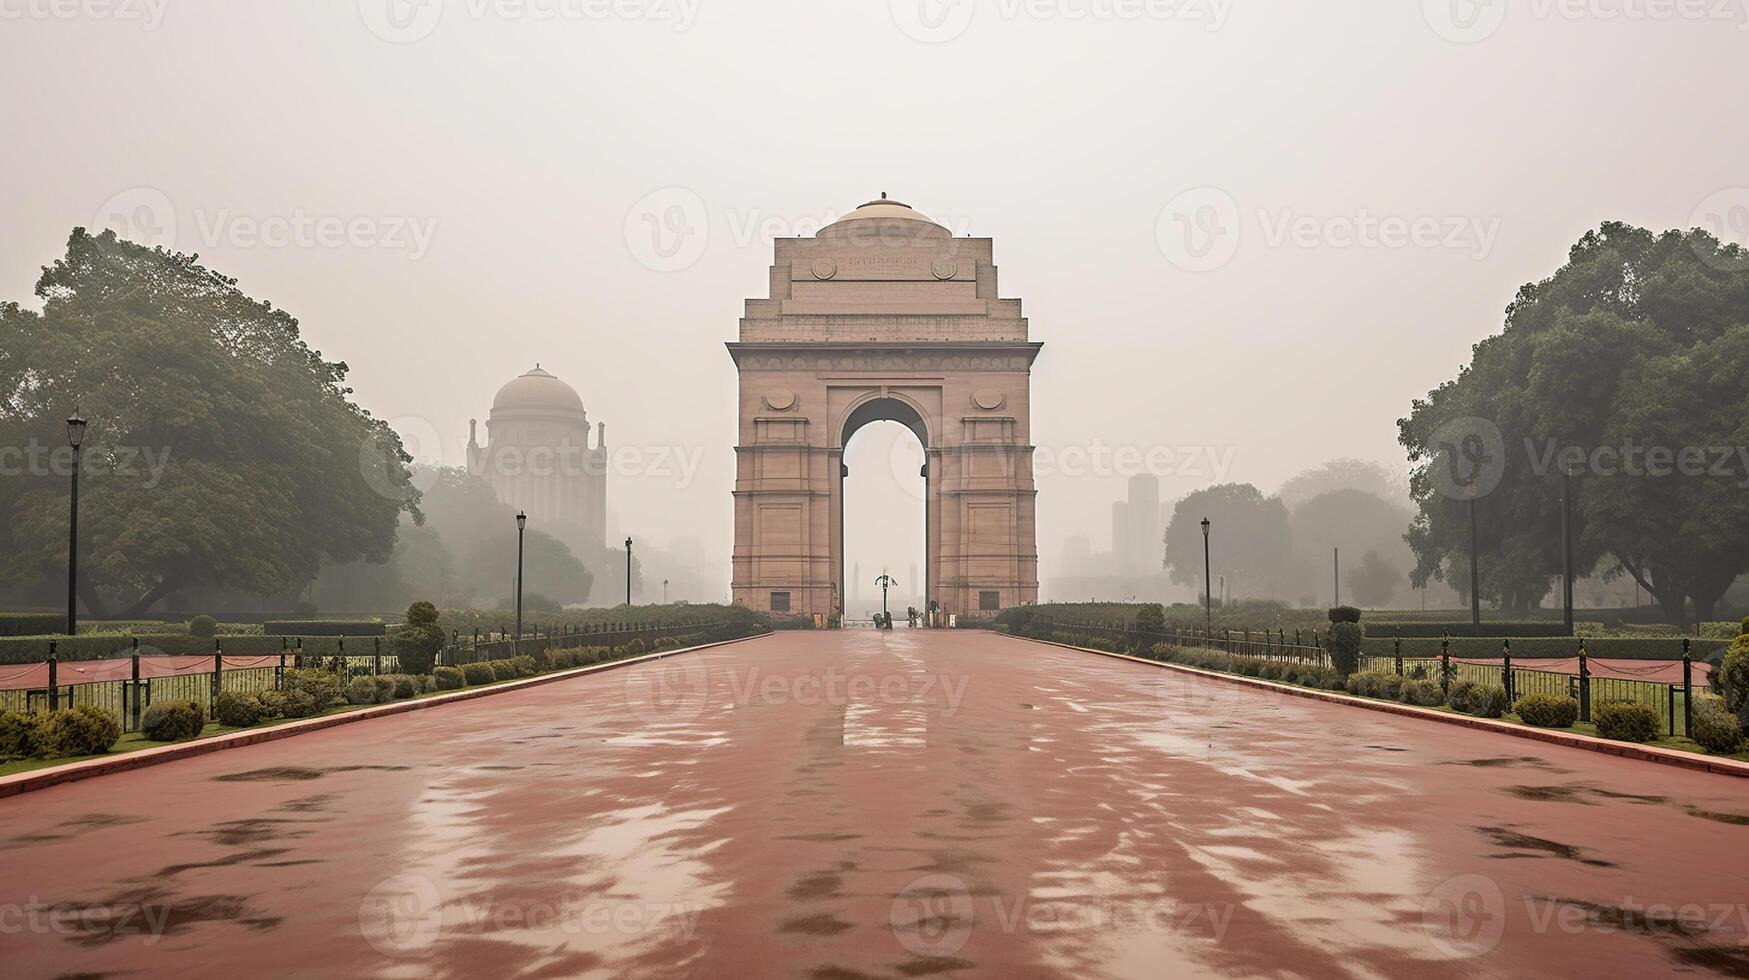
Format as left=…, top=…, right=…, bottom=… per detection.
left=2, top=629, right=1747, bottom=978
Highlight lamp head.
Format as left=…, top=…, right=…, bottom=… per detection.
left=516, top=511, right=527, bottom=531
left=1200, top=517, right=1211, bottom=537
left=66, top=413, right=88, bottom=450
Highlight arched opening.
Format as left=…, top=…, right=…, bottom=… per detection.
left=840, top=397, right=929, bottom=625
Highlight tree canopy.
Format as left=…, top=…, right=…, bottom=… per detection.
left=1163, top=484, right=1292, bottom=600
left=1400, top=222, right=1749, bottom=622
left=0, top=229, right=420, bottom=616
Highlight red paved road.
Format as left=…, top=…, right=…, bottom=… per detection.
left=1, top=630, right=1746, bottom=978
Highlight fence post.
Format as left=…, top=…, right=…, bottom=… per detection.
left=276, top=651, right=285, bottom=692
left=337, top=636, right=346, bottom=676
left=131, top=637, right=142, bottom=731
left=1682, top=638, right=1693, bottom=738
left=1394, top=636, right=1403, bottom=676
left=1440, top=636, right=1450, bottom=696
left=1502, top=639, right=1514, bottom=702
left=47, top=641, right=58, bottom=712
left=212, top=638, right=223, bottom=717
left=373, top=637, right=382, bottom=676
left=1577, top=639, right=1590, bottom=723
left=295, top=637, right=304, bottom=670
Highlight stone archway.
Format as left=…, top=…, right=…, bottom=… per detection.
left=728, top=196, right=1041, bottom=623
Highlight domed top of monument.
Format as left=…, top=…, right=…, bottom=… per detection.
left=822, top=194, right=949, bottom=235
left=492, top=365, right=585, bottom=414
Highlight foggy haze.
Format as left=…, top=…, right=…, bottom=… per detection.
left=3, top=1, right=1744, bottom=600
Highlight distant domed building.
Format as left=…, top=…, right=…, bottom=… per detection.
left=466, top=365, right=607, bottom=549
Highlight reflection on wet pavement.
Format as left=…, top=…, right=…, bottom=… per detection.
left=1, top=629, right=1746, bottom=978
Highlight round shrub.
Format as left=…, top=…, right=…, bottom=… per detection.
left=1513, top=693, right=1579, bottom=728
left=1328, top=606, right=1362, bottom=624
left=255, top=689, right=287, bottom=719
left=1470, top=686, right=1510, bottom=719
left=1594, top=700, right=1660, bottom=743
left=511, top=655, right=538, bottom=678
left=187, top=614, right=219, bottom=638
left=1401, top=680, right=1444, bottom=707
left=281, top=690, right=321, bottom=718
left=38, top=705, right=122, bottom=757
left=372, top=676, right=397, bottom=702
left=281, top=669, right=345, bottom=710
left=406, top=600, right=440, bottom=628
left=0, top=710, right=42, bottom=760
left=1258, top=662, right=1285, bottom=681
left=1716, top=636, right=1749, bottom=725
left=1372, top=674, right=1405, bottom=701
left=1446, top=679, right=1479, bottom=713
left=622, top=639, right=648, bottom=657
left=141, top=700, right=205, bottom=742
left=435, top=666, right=465, bottom=690
left=213, top=692, right=263, bottom=727
left=391, top=675, right=418, bottom=699
left=462, top=662, right=496, bottom=685
left=346, top=676, right=379, bottom=705
left=1690, top=698, right=1744, bottom=754
left=1343, top=674, right=1366, bottom=696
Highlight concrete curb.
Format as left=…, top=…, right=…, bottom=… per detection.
left=0, top=632, right=770, bottom=800
left=1020, top=635, right=1749, bottom=780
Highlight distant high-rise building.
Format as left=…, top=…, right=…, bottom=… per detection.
left=1126, top=474, right=1162, bottom=576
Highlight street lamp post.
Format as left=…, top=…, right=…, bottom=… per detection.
left=515, top=511, right=527, bottom=643
left=625, top=537, right=633, bottom=607
left=66, top=412, right=87, bottom=637
left=1200, top=518, right=1212, bottom=630
left=1560, top=467, right=1575, bottom=636
left=1468, top=496, right=1482, bottom=628
left=663, top=578, right=669, bottom=605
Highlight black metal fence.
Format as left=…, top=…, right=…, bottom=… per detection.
left=3, top=621, right=724, bottom=735
left=1046, top=623, right=1706, bottom=740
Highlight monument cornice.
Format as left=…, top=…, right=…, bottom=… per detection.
left=727, top=340, right=1042, bottom=373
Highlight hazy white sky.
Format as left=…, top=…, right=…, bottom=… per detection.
left=4, top=0, right=1745, bottom=595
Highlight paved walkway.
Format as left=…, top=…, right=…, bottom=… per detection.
left=1, top=630, right=1745, bottom=978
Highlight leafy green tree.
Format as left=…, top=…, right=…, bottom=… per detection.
left=1400, top=223, right=1749, bottom=623
left=1288, top=489, right=1414, bottom=607
left=1345, top=550, right=1401, bottom=608
left=1163, top=485, right=1292, bottom=600
left=0, top=230, right=420, bottom=616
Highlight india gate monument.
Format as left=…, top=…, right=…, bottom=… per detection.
left=729, top=195, right=1041, bottom=622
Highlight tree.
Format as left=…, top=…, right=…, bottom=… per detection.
left=1400, top=223, right=1749, bottom=623
left=1163, top=485, right=1292, bottom=600
left=1277, top=458, right=1405, bottom=510
left=0, top=230, right=419, bottom=616
left=1345, top=550, right=1400, bottom=608
left=1287, top=489, right=1414, bottom=607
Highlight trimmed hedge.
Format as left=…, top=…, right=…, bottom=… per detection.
left=1514, top=693, right=1579, bottom=728
left=214, top=692, right=263, bottom=727
left=1594, top=700, right=1660, bottom=743
left=0, top=613, right=66, bottom=636
left=0, top=632, right=395, bottom=664
left=140, top=700, right=205, bottom=742
left=264, top=619, right=386, bottom=636
left=1375, top=621, right=1574, bottom=639
left=1359, top=636, right=1728, bottom=661
left=1690, top=698, right=1744, bottom=754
